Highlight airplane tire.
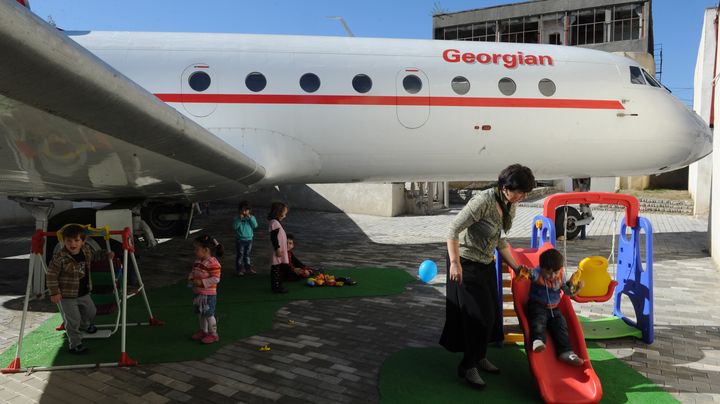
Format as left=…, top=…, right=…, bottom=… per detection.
left=141, top=203, right=188, bottom=238
left=555, top=206, right=582, bottom=240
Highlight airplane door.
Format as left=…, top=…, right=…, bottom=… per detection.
left=396, top=68, right=429, bottom=129
left=181, top=64, right=217, bottom=117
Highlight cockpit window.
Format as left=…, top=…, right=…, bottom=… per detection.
left=629, top=66, right=646, bottom=85
left=642, top=69, right=661, bottom=88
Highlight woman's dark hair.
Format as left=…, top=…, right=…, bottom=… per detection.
left=498, top=164, right=535, bottom=193
left=539, top=248, right=564, bottom=272
left=194, top=234, right=224, bottom=258
left=238, top=200, right=250, bottom=212
left=268, top=202, right=288, bottom=221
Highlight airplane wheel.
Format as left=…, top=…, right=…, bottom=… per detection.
left=46, top=208, right=123, bottom=264
left=555, top=206, right=582, bottom=240
left=141, top=203, right=188, bottom=238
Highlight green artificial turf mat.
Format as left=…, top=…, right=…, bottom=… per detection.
left=379, top=346, right=678, bottom=403
left=1, top=268, right=414, bottom=368
left=578, top=316, right=644, bottom=340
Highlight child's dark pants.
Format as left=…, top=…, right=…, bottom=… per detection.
left=528, top=300, right=572, bottom=355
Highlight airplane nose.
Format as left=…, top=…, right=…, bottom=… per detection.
left=684, top=109, right=713, bottom=164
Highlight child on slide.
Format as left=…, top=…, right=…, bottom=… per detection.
left=515, top=248, right=585, bottom=366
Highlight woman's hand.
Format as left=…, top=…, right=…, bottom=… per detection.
left=50, top=294, right=62, bottom=304
left=275, top=248, right=283, bottom=258
left=449, top=261, right=463, bottom=284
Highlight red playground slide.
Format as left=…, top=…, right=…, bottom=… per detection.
left=509, top=243, right=603, bottom=404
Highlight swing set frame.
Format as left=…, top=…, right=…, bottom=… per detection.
left=2, top=225, right=164, bottom=373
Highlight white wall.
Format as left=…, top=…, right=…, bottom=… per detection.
left=691, top=9, right=715, bottom=217
left=704, top=7, right=720, bottom=267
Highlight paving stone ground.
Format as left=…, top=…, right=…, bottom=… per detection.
left=0, top=201, right=717, bottom=403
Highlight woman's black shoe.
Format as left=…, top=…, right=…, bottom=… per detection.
left=85, top=325, right=97, bottom=334
left=477, top=358, right=500, bottom=374
left=464, top=367, right=486, bottom=389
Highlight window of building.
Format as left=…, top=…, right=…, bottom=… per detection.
left=440, top=26, right=458, bottom=40
left=188, top=71, right=211, bottom=92
left=473, top=22, right=497, bottom=41
left=500, top=16, right=539, bottom=43
left=629, top=66, right=646, bottom=85
left=548, top=33, right=562, bottom=45
left=612, top=4, right=642, bottom=41
left=538, top=79, right=556, bottom=96
left=498, top=77, right=516, bottom=96
left=437, top=22, right=496, bottom=41
left=245, top=72, right=267, bottom=92
left=403, top=75, right=422, bottom=94
left=300, top=73, right=320, bottom=93
left=352, top=74, right=372, bottom=93
left=458, top=24, right=473, bottom=40
left=451, top=76, right=470, bottom=95
left=570, top=8, right=606, bottom=45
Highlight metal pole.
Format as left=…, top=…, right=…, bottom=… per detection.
left=11, top=253, right=35, bottom=366
left=121, top=249, right=128, bottom=354
left=129, top=252, right=154, bottom=319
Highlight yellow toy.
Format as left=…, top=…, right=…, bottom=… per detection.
left=576, top=256, right=612, bottom=297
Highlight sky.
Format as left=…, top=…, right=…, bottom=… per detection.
left=28, top=0, right=719, bottom=106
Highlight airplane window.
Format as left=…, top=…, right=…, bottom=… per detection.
left=245, top=72, right=267, bottom=92
left=642, top=69, right=661, bottom=88
left=403, top=75, right=422, bottom=94
left=629, top=66, right=646, bottom=85
left=300, top=73, right=321, bottom=93
left=352, top=74, right=373, bottom=93
left=451, top=76, right=470, bottom=95
left=188, top=71, right=211, bottom=92
left=538, top=79, right=556, bottom=97
left=498, top=77, right=516, bottom=96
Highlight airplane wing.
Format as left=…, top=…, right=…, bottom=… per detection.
left=0, top=0, right=265, bottom=201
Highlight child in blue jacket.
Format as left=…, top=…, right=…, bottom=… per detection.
left=233, top=200, right=258, bottom=275
left=518, top=248, right=585, bottom=366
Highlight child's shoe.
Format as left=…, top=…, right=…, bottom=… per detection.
left=560, top=351, right=584, bottom=367
left=201, top=334, right=219, bottom=344
left=191, top=330, right=207, bottom=341
left=532, top=339, right=546, bottom=352
left=236, top=270, right=245, bottom=277
left=246, top=267, right=257, bottom=275
left=69, top=344, right=88, bottom=354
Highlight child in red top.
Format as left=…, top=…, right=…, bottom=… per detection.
left=188, top=234, right=224, bottom=344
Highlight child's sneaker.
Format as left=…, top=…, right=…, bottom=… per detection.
left=236, top=270, right=245, bottom=277
left=191, top=330, right=207, bottom=341
left=246, top=267, right=257, bottom=275
left=532, top=339, right=546, bottom=352
left=201, top=334, right=219, bottom=344
left=69, top=344, right=88, bottom=354
left=560, top=351, right=584, bottom=367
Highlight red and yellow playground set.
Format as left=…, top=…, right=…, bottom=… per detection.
left=496, top=192, right=654, bottom=403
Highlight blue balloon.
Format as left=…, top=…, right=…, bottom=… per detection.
left=418, top=260, right=438, bottom=283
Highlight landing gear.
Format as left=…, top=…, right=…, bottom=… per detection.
left=555, top=205, right=594, bottom=240
left=140, top=203, right=190, bottom=238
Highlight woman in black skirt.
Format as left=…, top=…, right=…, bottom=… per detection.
left=439, top=164, right=535, bottom=389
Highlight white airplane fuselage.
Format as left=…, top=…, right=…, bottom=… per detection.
left=0, top=28, right=713, bottom=202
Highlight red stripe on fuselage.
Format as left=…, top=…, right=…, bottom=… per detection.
left=154, top=93, right=624, bottom=110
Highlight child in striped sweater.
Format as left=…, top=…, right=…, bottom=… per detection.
left=188, top=234, right=224, bottom=344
